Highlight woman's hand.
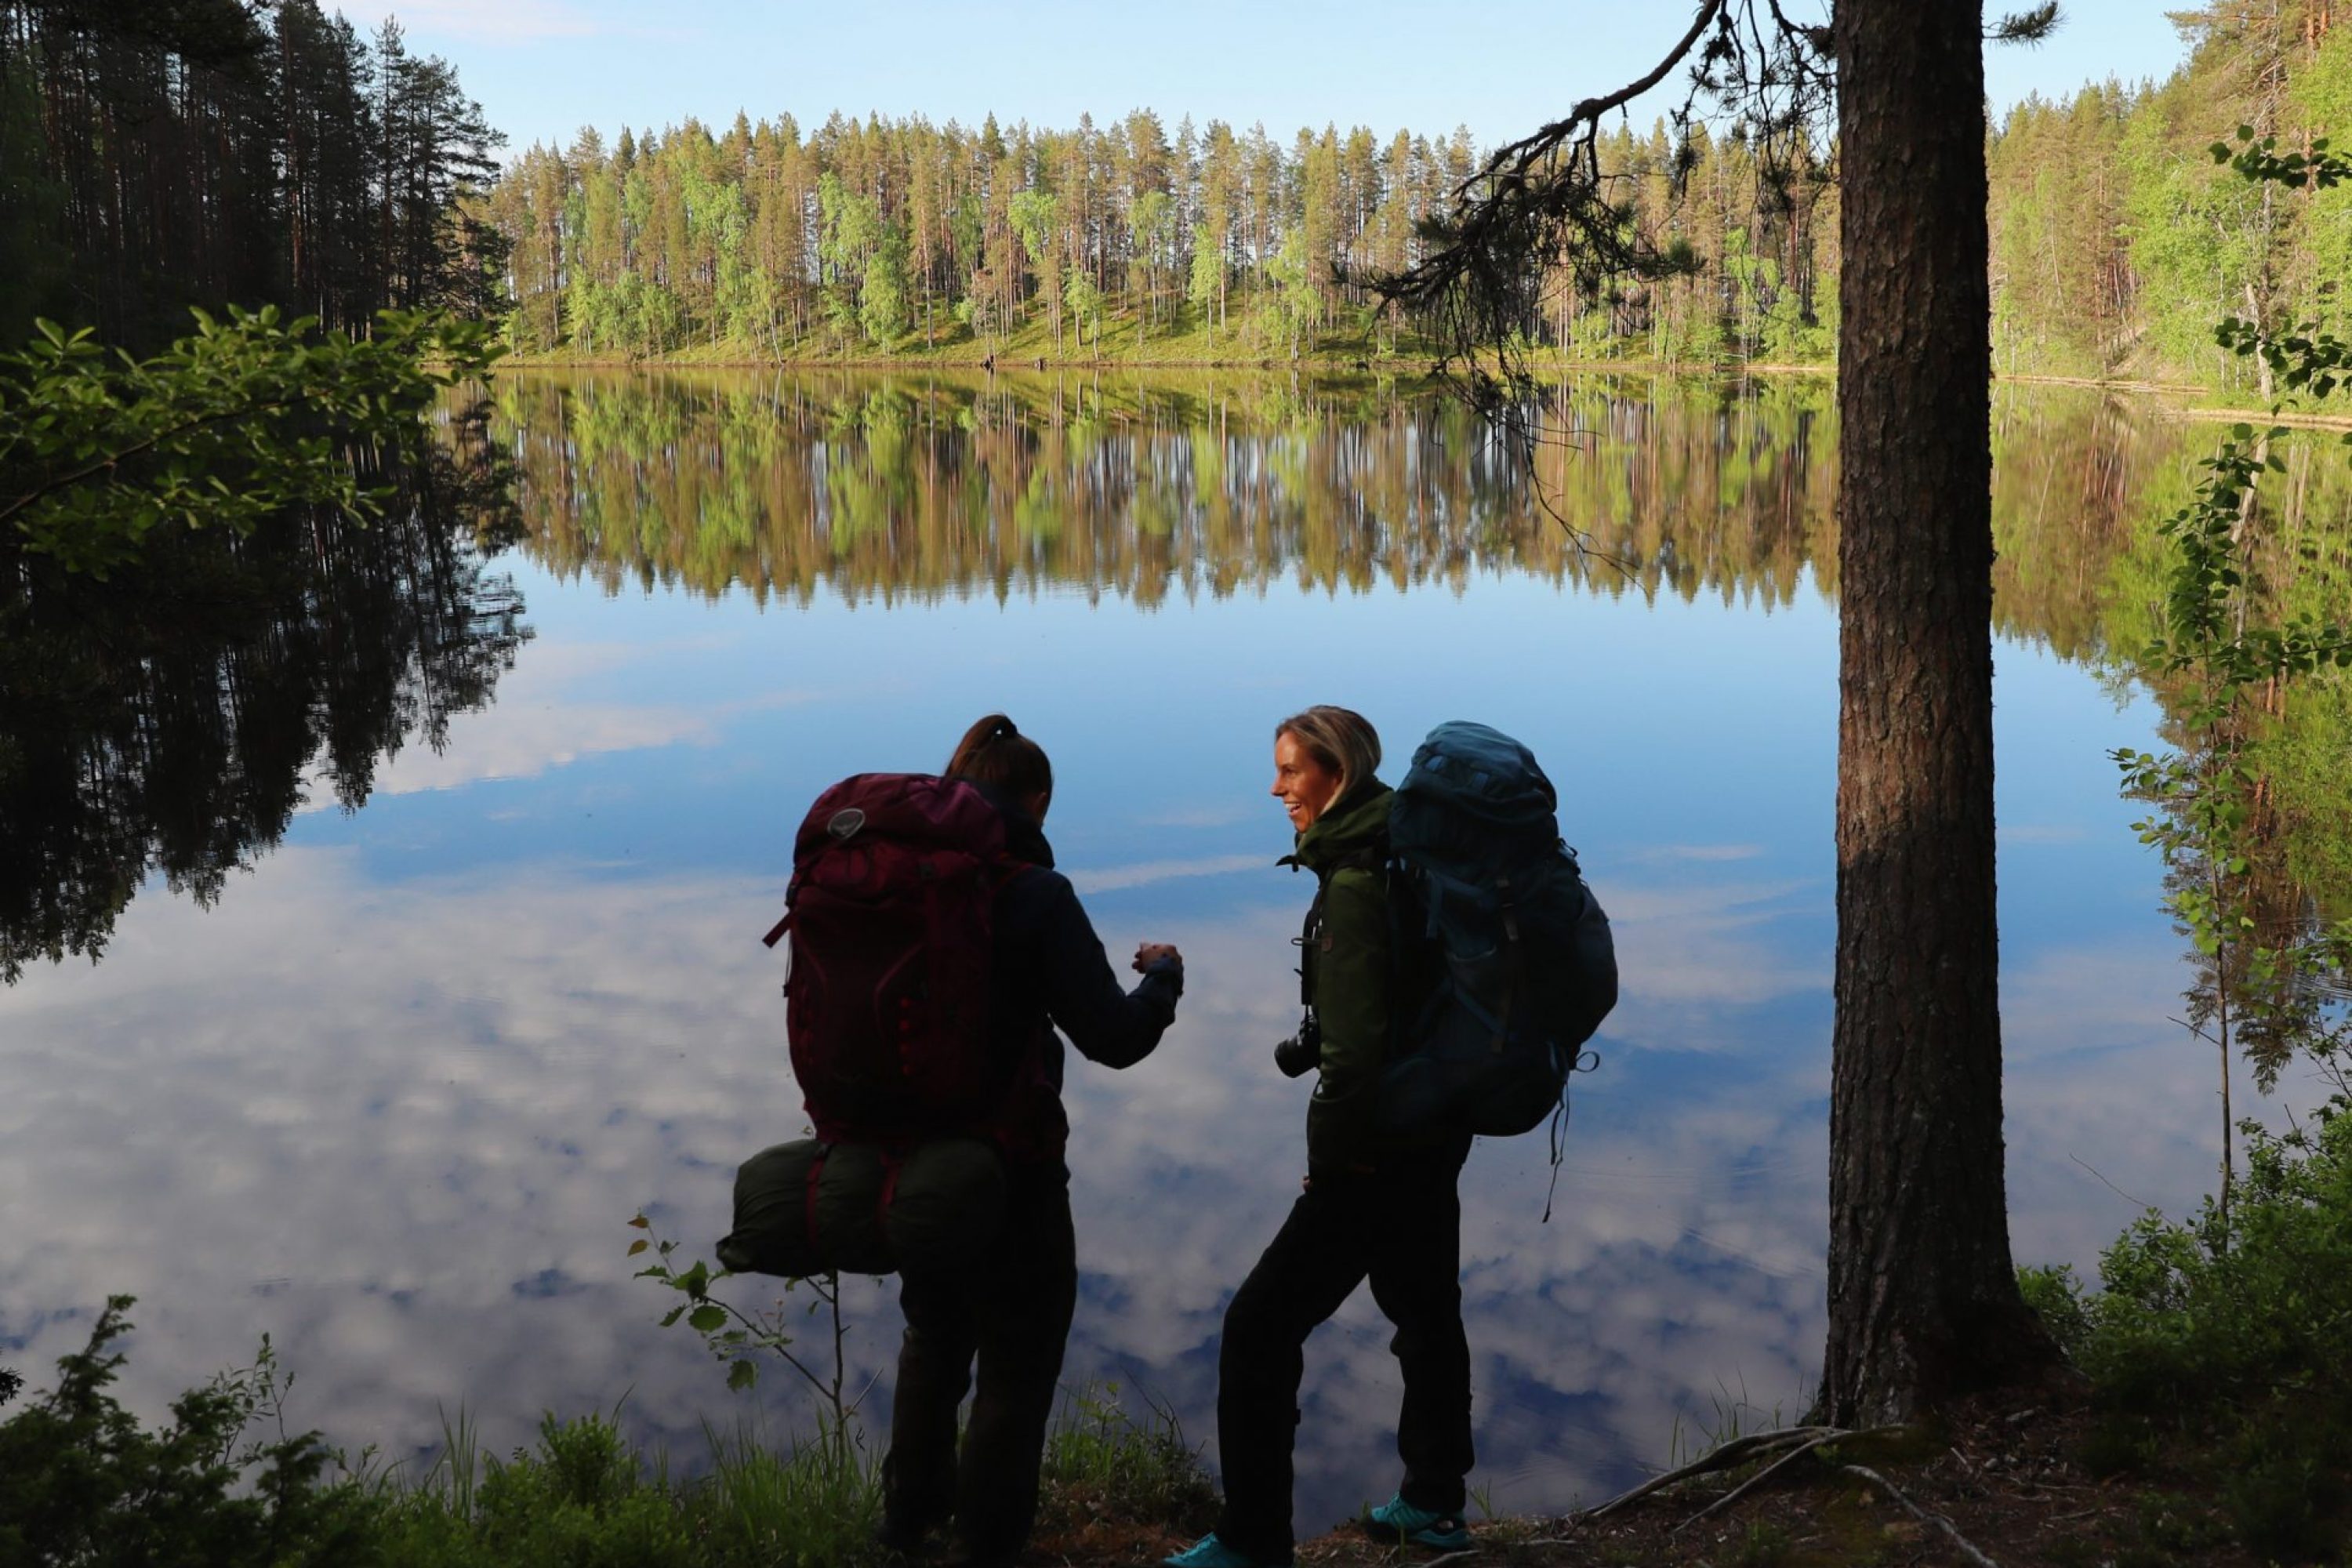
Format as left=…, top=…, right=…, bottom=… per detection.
left=1133, top=942, right=1182, bottom=973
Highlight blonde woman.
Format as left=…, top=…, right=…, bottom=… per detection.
left=1167, top=706, right=1473, bottom=1568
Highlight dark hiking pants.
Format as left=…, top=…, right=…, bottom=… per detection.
left=1212, top=1137, right=1475, bottom=1559
left=884, top=1162, right=1076, bottom=1566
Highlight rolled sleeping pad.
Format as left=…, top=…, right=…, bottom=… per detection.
left=716, top=1136, right=1009, bottom=1279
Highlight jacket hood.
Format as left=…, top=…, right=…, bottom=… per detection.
left=959, top=776, right=1056, bottom=868
left=1290, top=780, right=1392, bottom=873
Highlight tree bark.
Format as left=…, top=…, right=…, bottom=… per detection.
left=1818, top=0, right=2063, bottom=1426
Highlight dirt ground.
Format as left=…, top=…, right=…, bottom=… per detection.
left=1034, top=1400, right=2262, bottom=1568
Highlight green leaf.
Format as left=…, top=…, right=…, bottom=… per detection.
left=688, top=1304, right=728, bottom=1334
left=727, top=1359, right=758, bottom=1392
left=627, top=1239, right=648, bottom=1256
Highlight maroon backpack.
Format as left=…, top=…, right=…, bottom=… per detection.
left=762, top=774, right=1014, bottom=1145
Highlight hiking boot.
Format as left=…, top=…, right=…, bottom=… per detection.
left=1161, top=1533, right=1293, bottom=1568
left=1364, top=1494, right=1472, bottom=1551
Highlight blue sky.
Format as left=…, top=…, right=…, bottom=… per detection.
left=338, top=0, right=2194, bottom=158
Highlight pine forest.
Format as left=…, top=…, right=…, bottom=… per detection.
left=468, top=3, right=2352, bottom=397
left=6, top=1, right=2352, bottom=397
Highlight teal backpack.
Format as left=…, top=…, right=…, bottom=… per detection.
left=1379, top=721, right=1616, bottom=1169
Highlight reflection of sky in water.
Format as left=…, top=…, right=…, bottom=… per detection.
left=0, top=543, right=2305, bottom=1534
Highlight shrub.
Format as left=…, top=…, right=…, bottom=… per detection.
left=0, top=1297, right=377, bottom=1567
left=2027, top=1094, right=2352, bottom=1559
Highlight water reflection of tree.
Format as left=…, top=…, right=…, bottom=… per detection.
left=496, top=372, right=1858, bottom=608
left=495, top=365, right=2352, bottom=1041
left=0, top=405, right=528, bottom=983
left=499, top=372, right=2314, bottom=655
left=2114, top=425, right=2352, bottom=1124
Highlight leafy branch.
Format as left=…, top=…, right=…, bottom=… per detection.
left=0, top=306, right=501, bottom=576
left=2209, top=126, right=2352, bottom=405
left=2114, top=129, right=2352, bottom=1224
left=626, top=1213, right=862, bottom=1429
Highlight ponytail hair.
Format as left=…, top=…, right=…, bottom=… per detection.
left=945, top=713, right=1054, bottom=808
left=1274, top=705, right=1382, bottom=799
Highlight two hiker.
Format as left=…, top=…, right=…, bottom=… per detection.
left=732, top=705, right=1613, bottom=1568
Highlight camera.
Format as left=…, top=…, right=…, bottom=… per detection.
left=1273, top=1014, right=1322, bottom=1079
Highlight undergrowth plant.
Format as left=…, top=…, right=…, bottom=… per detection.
left=626, top=1211, right=863, bottom=1432
left=1037, top=1381, right=1215, bottom=1537
left=2025, top=1094, right=2352, bottom=1561
left=2114, top=128, right=2352, bottom=1226
left=0, top=1296, right=379, bottom=1567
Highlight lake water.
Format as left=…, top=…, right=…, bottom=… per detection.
left=2, top=370, right=2339, bottom=1533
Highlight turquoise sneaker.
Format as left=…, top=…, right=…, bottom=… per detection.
left=1161, top=1533, right=1291, bottom=1568
left=1364, top=1494, right=1472, bottom=1551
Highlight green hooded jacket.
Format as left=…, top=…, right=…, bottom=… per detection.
left=1288, top=780, right=1436, bottom=1174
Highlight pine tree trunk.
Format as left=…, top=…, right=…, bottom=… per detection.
left=1818, top=0, right=2062, bottom=1427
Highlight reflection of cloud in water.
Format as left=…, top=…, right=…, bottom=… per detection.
left=1136, top=804, right=1260, bottom=830
left=1624, top=844, right=1767, bottom=865
left=297, top=644, right=722, bottom=806
left=0, top=851, right=2287, bottom=1532
left=293, top=641, right=831, bottom=804
left=1065, top=855, right=1272, bottom=895
left=1599, top=879, right=1829, bottom=1058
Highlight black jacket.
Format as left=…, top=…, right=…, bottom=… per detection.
left=979, top=792, right=1182, bottom=1164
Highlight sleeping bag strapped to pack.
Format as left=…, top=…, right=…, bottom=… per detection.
left=1379, top=720, right=1617, bottom=1140
left=761, top=772, right=1011, bottom=1145
left=742, top=772, right=1018, bottom=1278
left=717, top=1136, right=1008, bottom=1279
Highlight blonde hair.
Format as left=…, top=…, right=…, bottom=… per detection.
left=1274, top=706, right=1382, bottom=798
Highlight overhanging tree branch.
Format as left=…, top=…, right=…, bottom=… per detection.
left=1367, top=0, right=1832, bottom=569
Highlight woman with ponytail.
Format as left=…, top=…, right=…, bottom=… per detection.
left=880, top=713, right=1185, bottom=1568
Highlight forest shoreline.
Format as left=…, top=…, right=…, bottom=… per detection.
left=485, top=348, right=2352, bottom=430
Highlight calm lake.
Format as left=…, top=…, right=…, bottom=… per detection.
left=2, top=370, right=2341, bottom=1530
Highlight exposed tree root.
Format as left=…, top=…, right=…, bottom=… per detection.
left=1673, top=1428, right=1871, bottom=1532
left=1839, top=1462, right=2002, bottom=1568
left=1580, top=1426, right=1851, bottom=1522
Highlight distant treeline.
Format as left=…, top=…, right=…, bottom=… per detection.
left=480, top=109, right=1838, bottom=365
left=475, top=2, right=2352, bottom=392
left=482, top=112, right=1498, bottom=362
left=0, top=0, right=504, bottom=347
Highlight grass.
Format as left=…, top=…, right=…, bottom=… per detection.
left=506, top=299, right=1426, bottom=372
left=0, top=1301, right=1212, bottom=1568
left=499, top=296, right=1821, bottom=380
left=1037, top=1381, right=1216, bottom=1542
